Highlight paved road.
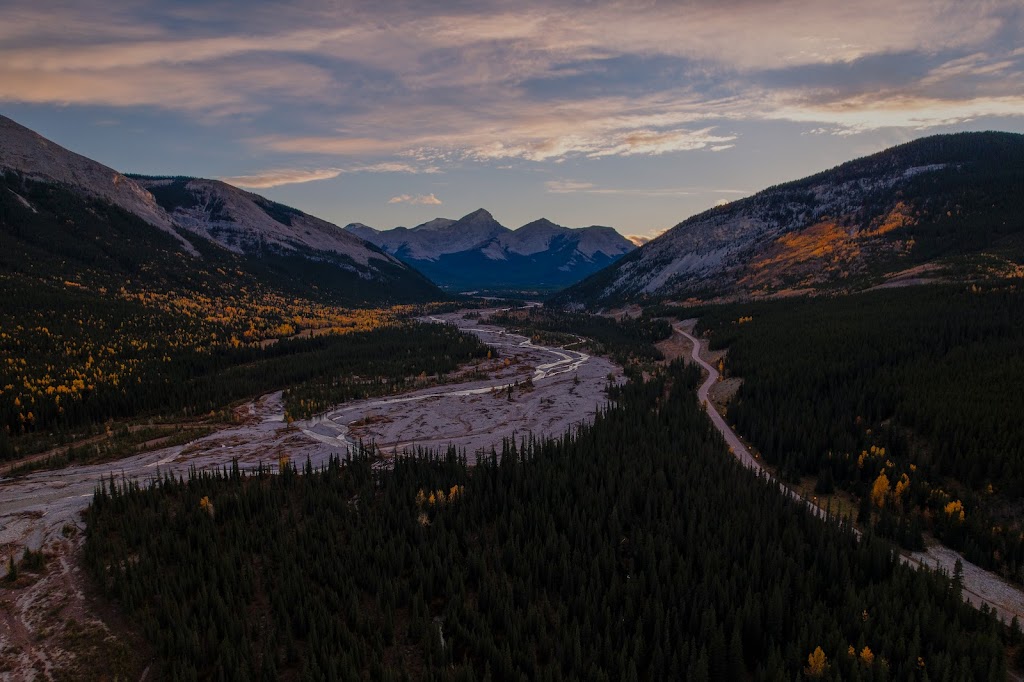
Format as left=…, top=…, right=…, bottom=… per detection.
left=676, top=323, right=1024, bottom=623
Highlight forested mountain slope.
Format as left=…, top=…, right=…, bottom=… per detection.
left=0, top=114, right=441, bottom=305
left=0, top=116, right=448, bottom=462
left=556, top=132, right=1024, bottom=305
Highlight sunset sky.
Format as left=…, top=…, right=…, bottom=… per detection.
left=2, top=0, right=1022, bottom=239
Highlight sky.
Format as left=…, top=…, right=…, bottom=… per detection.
left=1, top=0, right=1022, bottom=241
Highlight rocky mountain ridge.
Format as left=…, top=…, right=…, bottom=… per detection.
left=0, top=114, right=438, bottom=304
left=556, top=131, right=1024, bottom=305
left=346, top=210, right=635, bottom=292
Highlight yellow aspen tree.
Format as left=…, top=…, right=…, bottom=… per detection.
left=944, top=499, right=965, bottom=522
left=870, top=472, right=890, bottom=508
left=804, top=647, right=827, bottom=677
left=859, top=646, right=874, bottom=666
left=894, top=473, right=910, bottom=504
left=199, top=496, right=215, bottom=517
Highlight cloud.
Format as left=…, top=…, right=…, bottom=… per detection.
left=221, top=162, right=441, bottom=188
left=222, top=168, right=343, bottom=188
left=0, top=59, right=335, bottom=115
left=545, top=179, right=749, bottom=198
left=545, top=180, right=596, bottom=193
left=0, top=0, right=1020, bottom=164
left=767, top=93, right=1024, bottom=133
left=351, top=162, right=441, bottom=174
left=388, top=193, right=443, bottom=205
left=268, top=111, right=738, bottom=163
left=626, top=235, right=651, bottom=246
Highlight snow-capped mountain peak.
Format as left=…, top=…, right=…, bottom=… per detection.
left=345, top=210, right=636, bottom=291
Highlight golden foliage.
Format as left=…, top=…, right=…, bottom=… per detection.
left=866, top=201, right=916, bottom=237
left=741, top=220, right=861, bottom=290
left=893, top=473, right=910, bottom=503
left=944, top=499, right=965, bottom=522
left=0, top=285, right=411, bottom=434
left=804, top=646, right=828, bottom=677
left=859, top=646, right=874, bottom=666
left=870, top=472, right=891, bottom=509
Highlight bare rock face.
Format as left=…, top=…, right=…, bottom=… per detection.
left=136, top=177, right=397, bottom=267
left=0, top=114, right=197, bottom=254
left=557, top=131, right=1024, bottom=304
left=0, top=114, right=439, bottom=299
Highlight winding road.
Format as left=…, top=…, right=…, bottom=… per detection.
left=675, top=322, right=1024, bottom=624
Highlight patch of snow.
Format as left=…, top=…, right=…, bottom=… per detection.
left=7, top=188, right=36, bottom=213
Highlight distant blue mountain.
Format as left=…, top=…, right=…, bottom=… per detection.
left=345, top=210, right=636, bottom=292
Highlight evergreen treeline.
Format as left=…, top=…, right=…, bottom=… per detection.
left=490, top=308, right=670, bottom=365
left=0, top=310, right=489, bottom=461
left=689, top=284, right=1024, bottom=580
left=85, top=361, right=1007, bottom=681
left=283, top=323, right=492, bottom=419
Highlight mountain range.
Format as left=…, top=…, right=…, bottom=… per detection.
left=346, top=211, right=635, bottom=292
left=556, top=131, right=1024, bottom=306
left=5, top=114, right=1021, bottom=311
left=0, top=114, right=440, bottom=305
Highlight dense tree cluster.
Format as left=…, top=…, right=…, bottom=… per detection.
left=283, top=323, right=492, bottom=419
left=691, top=284, right=1024, bottom=580
left=86, top=361, right=1007, bottom=681
left=490, top=308, right=670, bottom=365
left=0, top=293, right=487, bottom=461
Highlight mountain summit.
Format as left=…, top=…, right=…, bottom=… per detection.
left=0, top=114, right=441, bottom=305
left=556, top=131, right=1024, bottom=305
left=346, top=211, right=635, bottom=292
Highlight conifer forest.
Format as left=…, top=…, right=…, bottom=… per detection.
left=85, top=361, right=1008, bottom=681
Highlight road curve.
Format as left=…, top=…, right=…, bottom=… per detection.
left=679, top=325, right=761, bottom=472
left=676, top=324, right=821, bottom=517
left=675, top=322, right=1024, bottom=623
